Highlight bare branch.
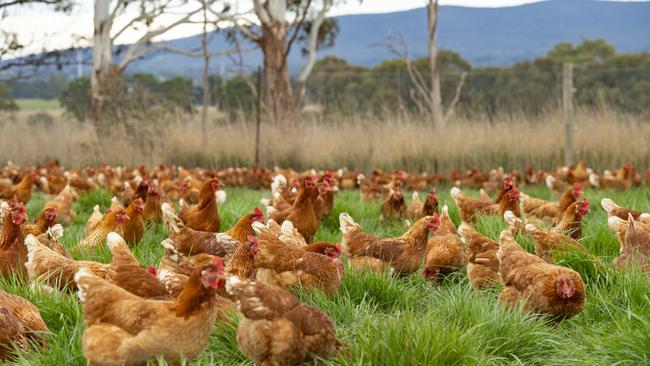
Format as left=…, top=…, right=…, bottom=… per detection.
left=117, top=4, right=207, bottom=70
left=284, top=0, right=312, bottom=61
left=443, top=71, right=467, bottom=123
left=152, top=43, right=255, bottom=58
left=207, top=8, right=261, bottom=40
left=296, top=0, right=332, bottom=83
left=252, top=0, right=271, bottom=25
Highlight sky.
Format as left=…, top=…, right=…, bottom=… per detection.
left=1, top=0, right=646, bottom=56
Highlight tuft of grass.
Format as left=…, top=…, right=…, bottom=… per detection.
left=2, top=185, right=650, bottom=365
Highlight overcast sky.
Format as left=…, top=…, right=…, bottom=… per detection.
left=2, top=0, right=646, bottom=56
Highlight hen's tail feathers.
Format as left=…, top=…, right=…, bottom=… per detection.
left=339, top=212, right=361, bottom=234
left=411, top=191, right=420, bottom=201
left=589, top=173, right=600, bottom=188
left=498, top=229, right=519, bottom=253
left=600, top=198, right=619, bottom=216
left=607, top=216, right=626, bottom=232
left=641, top=213, right=650, bottom=221
left=503, top=210, right=522, bottom=229
left=24, top=234, right=41, bottom=267
left=271, top=175, right=287, bottom=195
left=161, top=202, right=183, bottom=234
left=524, top=223, right=541, bottom=234
left=106, top=232, right=125, bottom=251
left=457, top=222, right=473, bottom=245
left=74, top=268, right=95, bottom=302
left=450, top=187, right=464, bottom=205
left=46, top=224, right=64, bottom=241
left=251, top=221, right=267, bottom=236
left=215, top=190, right=227, bottom=205
left=545, top=175, right=555, bottom=189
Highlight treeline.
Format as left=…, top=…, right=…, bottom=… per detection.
left=3, top=39, right=649, bottom=119
left=308, top=39, right=650, bottom=117
left=219, top=39, right=650, bottom=118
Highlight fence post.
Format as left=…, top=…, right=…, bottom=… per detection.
left=254, top=65, right=262, bottom=167
left=563, top=62, right=574, bottom=166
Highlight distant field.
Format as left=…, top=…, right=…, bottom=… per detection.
left=15, top=98, right=60, bottom=110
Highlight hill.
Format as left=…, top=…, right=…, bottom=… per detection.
left=5, top=0, right=650, bottom=80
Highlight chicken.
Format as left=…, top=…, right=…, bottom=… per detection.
left=405, top=189, right=439, bottom=222
left=162, top=203, right=263, bottom=257
left=422, top=206, right=466, bottom=282
left=451, top=186, right=520, bottom=222
left=589, top=171, right=634, bottom=190
left=0, top=173, right=34, bottom=204
left=76, top=257, right=230, bottom=366
left=520, top=183, right=583, bottom=225
left=555, top=199, right=590, bottom=240
left=611, top=214, right=650, bottom=272
left=25, top=234, right=109, bottom=291
left=85, top=205, right=104, bottom=237
left=504, top=211, right=587, bottom=263
left=405, top=192, right=424, bottom=220
left=156, top=239, right=217, bottom=298
left=35, top=223, right=70, bottom=258
left=43, top=184, right=78, bottom=225
left=497, top=229, right=585, bottom=320
left=224, top=236, right=259, bottom=280
left=545, top=175, right=568, bottom=195
left=253, top=221, right=343, bottom=296
left=142, top=182, right=164, bottom=223
left=0, top=290, right=47, bottom=360
left=607, top=214, right=650, bottom=243
left=178, top=178, right=222, bottom=232
left=226, top=276, right=339, bottom=366
left=116, top=198, right=145, bottom=245
left=379, top=186, right=406, bottom=223
left=78, top=207, right=130, bottom=250
left=0, top=199, right=28, bottom=279
left=601, top=198, right=648, bottom=220
left=339, top=213, right=439, bottom=275
left=269, top=177, right=322, bottom=243
left=23, top=206, right=57, bottom=237
left=318, top=179, right=336, bottom=220
left=102, top=232, right=170, bottom=299
left=458, top=222, right=500, bottom=289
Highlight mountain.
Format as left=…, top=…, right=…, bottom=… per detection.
left=12, top=0, right=650, bottom=80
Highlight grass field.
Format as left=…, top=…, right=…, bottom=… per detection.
left=14, top=99, right=60, bottom=110
left=2, top=185, right=650, bottom=365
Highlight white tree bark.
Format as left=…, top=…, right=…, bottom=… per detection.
left=428, top=0, right=444, bottom=129
left=91, top=0, right=112, bottom=108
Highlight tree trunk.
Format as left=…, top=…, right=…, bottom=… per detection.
left=260, top=17, right=294, bottom=125
left=91, top=0, right=113, bottom=121
left=200, top=0, right=210, bottom=147
left=428, top=0, right=444, bottom=129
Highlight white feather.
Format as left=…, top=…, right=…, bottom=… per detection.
left=600, top=198, right=619, bottom=215
left=215, top=190, right=227, bottom=205
left=106, top=232, right=123, bottom=250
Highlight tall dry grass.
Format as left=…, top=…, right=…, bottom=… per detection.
left=1, top=107, right=648, bottom=172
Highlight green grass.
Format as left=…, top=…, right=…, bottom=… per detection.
left=3, top=185, right=650, bottom=365
left=14, top=99, right=60, bottom=110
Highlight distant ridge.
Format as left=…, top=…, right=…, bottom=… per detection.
left=9, top=0, right=650, bottom=79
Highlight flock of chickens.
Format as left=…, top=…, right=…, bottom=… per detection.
left=0, top=159, right=648, bottom=366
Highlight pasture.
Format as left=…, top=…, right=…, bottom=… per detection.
left=2, top=185, right=650, bottom=365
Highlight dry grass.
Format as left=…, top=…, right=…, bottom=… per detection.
left=1, top=107, right=648, bottom=171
